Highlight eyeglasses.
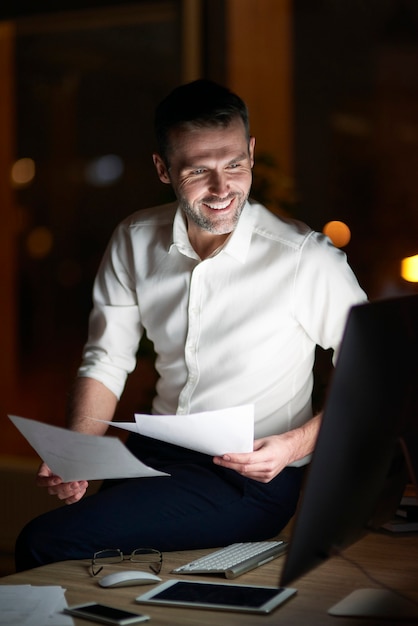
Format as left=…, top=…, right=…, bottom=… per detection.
left=90, top=548, right=163, bottom=577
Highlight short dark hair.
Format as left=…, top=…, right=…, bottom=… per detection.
left=154, top=79, right=250, bottom=164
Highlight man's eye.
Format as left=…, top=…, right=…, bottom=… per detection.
left=228, top=163, right=240, bottom=169
left=192, top=168, right=205, bottom=175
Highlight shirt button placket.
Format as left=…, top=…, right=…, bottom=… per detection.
left=177, top=264, right=203, bottom=414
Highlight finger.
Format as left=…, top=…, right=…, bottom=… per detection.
left=217, top=454, right=278, bottom=479
left=36, top=463, right=57, bottom=483
left=238, top=465, right=277, bottom=482
left=48, top=481, right=88, bottom=499
left=217, top=458, right=266, bottom=476
left=214, top=452, right=254, bottom=465
left=214, top=448, right=270, bottom=469
left=217, top=440, right=270, bottom=465
left=36, top=474, right=63, bottom=488
left=53, top=486, right=82, bottom=501
left=64, top=487, right=87, bottom=505
left=213, top=455, right=248, bottom=470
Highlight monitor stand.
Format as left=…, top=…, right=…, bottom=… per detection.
left=329, top=436, right=418, bottom=620
left=328, top=588, right=418, bottom=620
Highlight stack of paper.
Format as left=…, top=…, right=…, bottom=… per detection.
left=0, top=585, right=73, bottom=625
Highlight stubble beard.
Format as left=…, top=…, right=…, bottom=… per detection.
left=179, top=191, right=249, bottom=236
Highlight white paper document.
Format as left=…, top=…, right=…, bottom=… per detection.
left=8, top=415, right=169, bottom=482
left=0, top=585, right=73, bottom=626
left=8, top=405, right=254, bottom=483
left=96, top=404, right=255, bottom=456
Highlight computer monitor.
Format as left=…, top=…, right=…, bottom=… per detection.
left=280, top=294, right=418, bottom=617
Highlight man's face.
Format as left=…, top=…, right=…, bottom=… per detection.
left=153, top=117, right=255, bottom=240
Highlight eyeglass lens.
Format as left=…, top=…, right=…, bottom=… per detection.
left=92, top=548, right=162, bottom=575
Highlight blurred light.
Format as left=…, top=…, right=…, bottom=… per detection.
left=26, top=227, right=53, bottom=259
left=323, top=221, right=351, bottom=248
left=332, top=114, right=371, bottom=137
left=401, top=254, right=418, bottom=282
left=84, top=154, right=124, bottom=186
left=11, top=158, right=36, bottom=187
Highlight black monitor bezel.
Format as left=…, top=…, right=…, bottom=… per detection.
left=280, top=294, right=418, bottom=586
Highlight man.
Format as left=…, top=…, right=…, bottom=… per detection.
left=15, top=80, right=366, bottom=571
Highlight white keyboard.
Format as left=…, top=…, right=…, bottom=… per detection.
left=171, top=540, right=288, bottom=579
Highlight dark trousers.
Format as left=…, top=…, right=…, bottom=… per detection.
left=15, top=434, right=303, bottom=572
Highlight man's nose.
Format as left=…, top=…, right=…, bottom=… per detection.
left=208, top=170, right=229, bottom=196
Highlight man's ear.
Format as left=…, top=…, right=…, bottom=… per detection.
left=152, top=153, right=171, bottom=184
left=249, top=136, right=256, bottom=168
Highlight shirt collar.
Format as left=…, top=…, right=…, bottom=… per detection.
left=170, top=201, right=255, bottom=264
left=170, top=209, right=200, bottom=260
left=222, top=201, right=254, bottom=263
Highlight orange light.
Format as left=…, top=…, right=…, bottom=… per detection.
left=323, top=221, right=351, bottom=248
left=401, top=254, right=418, bottom=282
left=11, top=158, right=36, bottom=187
left=26, top=227, right=53, bottom=259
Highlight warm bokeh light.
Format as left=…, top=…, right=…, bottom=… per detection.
left=323, top=221, right=351, bottom=248
left=26, top=227, right=54, bottom=259
left=11, top=158, right=36, bottom=187
left=401, top=254, right=418, bottom=282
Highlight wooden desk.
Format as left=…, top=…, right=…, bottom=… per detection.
left=1, top=531, right=418, bottom=625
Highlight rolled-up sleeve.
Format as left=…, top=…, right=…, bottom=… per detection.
left=77, top=224, right=142, bottom=399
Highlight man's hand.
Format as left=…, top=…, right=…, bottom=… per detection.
left=36, top=462, right=89, bottom=505
left=213, top=435, right=292, bottom=483
left=213, top=414, right=322, bottom=483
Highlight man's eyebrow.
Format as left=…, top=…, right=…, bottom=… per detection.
left=228, top=152, right=249, bottom=163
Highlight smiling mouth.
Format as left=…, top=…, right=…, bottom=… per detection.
left=203, top=197, right=234, bottom=210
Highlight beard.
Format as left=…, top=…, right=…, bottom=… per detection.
left=179, top=191, right=249, bottom=235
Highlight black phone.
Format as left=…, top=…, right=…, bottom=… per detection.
left=64, top=602, right=150, bottom=625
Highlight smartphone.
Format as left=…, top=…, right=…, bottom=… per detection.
left=64, top=602, right=150, bottom=625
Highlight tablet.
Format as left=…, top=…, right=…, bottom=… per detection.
left=135, top=579, right=297, bottom=614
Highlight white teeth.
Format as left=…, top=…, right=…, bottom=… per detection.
left=206, top=200, right=231, bottom=210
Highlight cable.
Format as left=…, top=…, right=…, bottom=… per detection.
left=331, top=546, right=418, bottom=610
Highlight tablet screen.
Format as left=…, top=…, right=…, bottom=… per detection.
left=136, top=579, right=297, bottom=614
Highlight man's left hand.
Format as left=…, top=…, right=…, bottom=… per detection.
left=213, top=436, right=291, bottom=483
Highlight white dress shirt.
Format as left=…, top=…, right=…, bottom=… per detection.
left=79, top=200, right=367, bottom=440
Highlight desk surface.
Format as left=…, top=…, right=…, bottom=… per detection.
left=1, top=531, right=418, bottom=625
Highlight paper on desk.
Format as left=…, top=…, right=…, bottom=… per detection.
left=0, top=585, right=73, bottom=626
left=94, top=404, right=255, bottom=456
left=8, top=415, right=169, bottom=482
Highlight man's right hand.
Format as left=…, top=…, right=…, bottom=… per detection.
left=36, top=462, right=89, bottom=505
